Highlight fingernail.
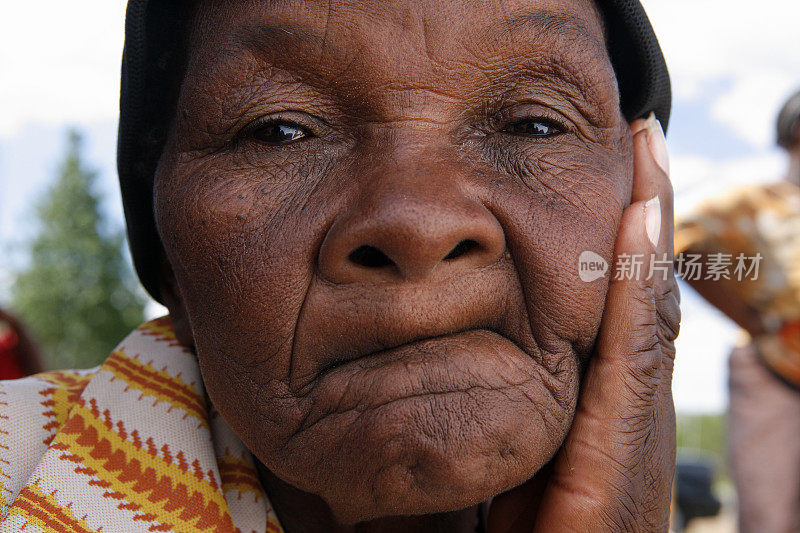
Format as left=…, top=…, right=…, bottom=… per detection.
left=644, top=196, right=661, bottom=248
left=645, top=112, right=670, bottom=175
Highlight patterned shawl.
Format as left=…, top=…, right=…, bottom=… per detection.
left=0, top=318, right=284, bottom=533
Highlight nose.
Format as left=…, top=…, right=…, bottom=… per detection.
left=318, top=165, right=506, bottom=284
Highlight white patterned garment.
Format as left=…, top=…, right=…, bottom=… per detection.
left=0, top=318, right=284, bottom=533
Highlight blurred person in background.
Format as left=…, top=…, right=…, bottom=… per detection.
left=0, top=307, right=42, bottom=379
left=675, top=90, right=800, bottom=533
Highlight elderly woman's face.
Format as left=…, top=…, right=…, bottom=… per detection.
left=155, top=0, right=632, bottom=522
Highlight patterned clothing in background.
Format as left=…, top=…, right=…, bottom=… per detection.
left=675, top=181, right=800, bottom=386
left=0, top=318, right=284, bottom=533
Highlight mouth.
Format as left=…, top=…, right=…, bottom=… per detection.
left=289, top=266, right=534, bottom=394
left=316, top=326, right=510, bottom=378
left=293, top=327, right=558, bottom=437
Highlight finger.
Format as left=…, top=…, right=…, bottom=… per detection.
left=562, top=201, right=666, bottom=512
left=631, top=114, right=670, bottom=206
left=491, top=120, right=680, bottom=533
left=531, top=197, right=671, bottom=531
left=564, top=123, right=675, bottom=528
left=527, top=118, right=679, bottom=532
left=630, top=117, right=648, bottom=136
left=632, top=116, right=681, bottom=343
left=593, top=196, right=660, bottom=377
left=632, top=115, right=672, bottom=252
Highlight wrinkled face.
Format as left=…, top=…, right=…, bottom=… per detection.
left=155, top=0, right=632, bottom=523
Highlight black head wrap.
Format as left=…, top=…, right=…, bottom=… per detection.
left=118, top=0, right=672, bottom=302
left=777, top=90, right=800, bottom=149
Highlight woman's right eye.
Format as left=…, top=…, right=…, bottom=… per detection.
left=249, top=121, right=312, bottom=145
left=502, top=117, right=564, bottom=138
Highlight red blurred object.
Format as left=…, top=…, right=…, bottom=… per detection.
left=0, top=327, right=26, bottom=380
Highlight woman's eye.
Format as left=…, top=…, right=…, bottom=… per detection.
left=503, top=119, right=563, bottom=138
left=250, top=121, right=311, bottom=144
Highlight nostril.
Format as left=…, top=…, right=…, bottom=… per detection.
left=444, top=239, right=479, bottom=261
left=348, top=245, right=394, bottom=268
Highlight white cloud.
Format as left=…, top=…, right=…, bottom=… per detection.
left=710, top=74, right=799, bottom=149
left=642, top=0, right=800, bottom=148
left=0, top=2, right=128, bottom=138
left=670, top=152, right=787, bottom=216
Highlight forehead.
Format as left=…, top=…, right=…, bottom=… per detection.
left=191, top=0, right=605, bottom=44
left=184, top=0, right=612, bottom=106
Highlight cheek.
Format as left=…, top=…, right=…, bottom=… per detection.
left=154, top=160, right=339, bottom=474
left=488, top=140, right=631, bottom=357
left=153, top=158, right=329, bottom=386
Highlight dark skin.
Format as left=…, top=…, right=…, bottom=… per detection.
left=154, top=0, right=680, bottom=530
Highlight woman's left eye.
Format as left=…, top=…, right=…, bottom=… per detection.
left=503, top=118, right=563, bottom=138
left=249, top=121, right=311, bottom=144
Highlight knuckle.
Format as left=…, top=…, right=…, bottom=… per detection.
left=656, top=305, right=680, bottom=343
left=630, top=341, right=662, bottom=373
left=655, top=287, right=681, bottom=343
left=622, top=366, right=660, bottom=406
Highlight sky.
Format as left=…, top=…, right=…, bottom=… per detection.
left=1, top=0, right=799, bottom=413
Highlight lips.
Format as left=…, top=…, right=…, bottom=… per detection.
left=289, top=264, right=535, bottom=393
left=316, top=326, right=503, bottom=378
left=296, top=327, right=546, bottom=435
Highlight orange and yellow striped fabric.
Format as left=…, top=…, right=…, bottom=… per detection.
left=0, top=318, right=284, bottom=533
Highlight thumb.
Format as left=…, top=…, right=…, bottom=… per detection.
left=531, top=197, right=671, bottom=531
left=590, top=197, right=663, bottom=409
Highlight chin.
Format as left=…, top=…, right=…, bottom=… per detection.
left=324, top=424, right=561, bottom=524
left=268, top=373, right=578, bottom=524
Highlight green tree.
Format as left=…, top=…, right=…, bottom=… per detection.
left=676, top=412, right=731, bottom=486
left=12, top=129, right=146, bottom=370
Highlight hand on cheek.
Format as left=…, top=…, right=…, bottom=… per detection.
left=489, top=113, right=680, bottom=532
